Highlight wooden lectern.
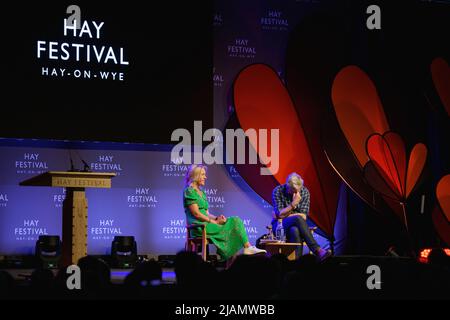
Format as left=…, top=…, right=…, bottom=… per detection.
left=20, top=171, right=116, bottom=266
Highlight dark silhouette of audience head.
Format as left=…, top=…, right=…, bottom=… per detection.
left=0, top=270, right=15, bottom=299
left=77, top=256, right=111, bottom=296
left=54, top=265, right=72, bottom=296
left=174, top=251, right=218, bottom=299
left=124, top=260, right=162, bottom=288
left=1, top=251, right=450, bottom=300
left=224, top=254, right=282, bottom=299
left=122, top=259, right=164, bottom=299
left=30, top=268, right=55, bottom=297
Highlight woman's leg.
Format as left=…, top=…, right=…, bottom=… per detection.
left=227, top=216, right=250, bottom=247
left=227, top=217, right=266, bottom=253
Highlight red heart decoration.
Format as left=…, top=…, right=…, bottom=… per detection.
left=366, top=132, right=405, bottom=199
left=365, top=132, right=427, bottom=201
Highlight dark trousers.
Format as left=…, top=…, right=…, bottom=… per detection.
left=272, top=215, right=320, bottom=255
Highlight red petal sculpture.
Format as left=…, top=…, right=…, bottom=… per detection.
left=433, top=174, right=450, bottom=246
left=436, top=174, right=450, bottom=222
left=406, top=143, right=428, bottom=198
left=431, top=58, right=450, bottom=117
left=331, top=65, right=390, bottom=168
left=224, top=114, right=279, bottom=203
left=233, top=63, right=336, bottom=237
left=365, top=132, right=427, bottom=202
left=366, top=132, right=405, bottom=199
left=432, top=207, right=450, bottom=247
left=364, top=131, right=427, bottom=231
left=363, top=161, right=402, bottom=202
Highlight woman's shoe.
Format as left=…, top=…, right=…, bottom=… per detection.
left=243, top=245, right=267, bottom=255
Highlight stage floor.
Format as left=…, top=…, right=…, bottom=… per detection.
left=2, top=268, right=177, bottom=284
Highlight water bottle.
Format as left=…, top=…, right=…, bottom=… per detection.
left=275, top=219, right=285, bottom=242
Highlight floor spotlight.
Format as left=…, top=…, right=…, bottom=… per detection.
left=111, top=236, right=137, bottom=268
left=35, top=235, right=61, bottom=269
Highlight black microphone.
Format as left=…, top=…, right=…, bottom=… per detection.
left=81, top=159, right=91, bottom=172
left=68, top=149, right=76, bottom=171
left=74, top=150, right=91, bottom=172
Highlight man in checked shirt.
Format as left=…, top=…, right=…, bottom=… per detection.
left=272, top=172, right=331, bottom=261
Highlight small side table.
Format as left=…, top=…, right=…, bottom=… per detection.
left=260, top=240, right=304, bottom=261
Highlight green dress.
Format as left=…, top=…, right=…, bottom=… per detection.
left=183, top=186, right=249, bottom=261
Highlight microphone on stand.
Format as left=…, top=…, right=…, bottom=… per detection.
left=81, top=159, right=92, bottom=172
left=68, top=150, right=77, bottom=172
left=74, top=150, right=92, bottom=172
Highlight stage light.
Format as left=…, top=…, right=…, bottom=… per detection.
left=111, top=236, right=137, bottom=268
left=35, top=235, right=61, bottom=269
left=418, top=248, right=450, bottom=264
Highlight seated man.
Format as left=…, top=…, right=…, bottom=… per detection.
left=272, top=172, right=331, bottom=261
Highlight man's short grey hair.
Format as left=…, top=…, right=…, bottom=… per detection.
left=286, top=172, right=304, bottom=189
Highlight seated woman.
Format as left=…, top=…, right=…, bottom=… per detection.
left=183, top=164, right=266, bottom=262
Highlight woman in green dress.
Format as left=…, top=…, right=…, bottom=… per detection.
left=183, top=164, right=266, bottom=261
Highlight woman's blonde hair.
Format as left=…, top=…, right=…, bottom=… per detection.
left=185, top=164, right=207, bottom=187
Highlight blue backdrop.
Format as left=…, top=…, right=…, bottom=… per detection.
left=0, top=138, right=333, bottom=257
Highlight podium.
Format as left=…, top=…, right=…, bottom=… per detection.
left=20, top=171, right=116, bottom=266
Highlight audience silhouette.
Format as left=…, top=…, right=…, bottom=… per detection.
left=0, top=251, right=449, bottom=300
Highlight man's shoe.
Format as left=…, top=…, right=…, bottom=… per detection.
left=243, top=246, right=267, bottom=255
left=315, top=248, right=332, bottom=262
